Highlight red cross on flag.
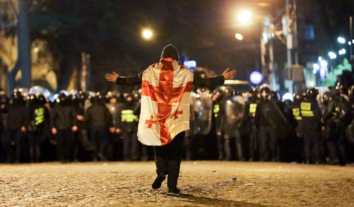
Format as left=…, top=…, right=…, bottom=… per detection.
left=138, top=58, right=194, bottom=146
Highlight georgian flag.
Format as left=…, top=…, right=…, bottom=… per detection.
left=138, top=58, right=194, bottom=146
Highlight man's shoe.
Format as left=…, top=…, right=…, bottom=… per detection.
left=168, top=187, right=180, bottom=194
left=152, top=175, right=166, bottom=189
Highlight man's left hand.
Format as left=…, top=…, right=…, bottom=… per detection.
left=222, top=68, right=237, bottom=80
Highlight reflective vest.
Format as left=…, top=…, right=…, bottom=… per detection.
left=292, top=108, right=302, bottom=120
left=121, top=110, right=138, bottom=122
left=249, top=103, right=257, bottom=113
left=35, top=107, right=45, bottom=125
left=249, top=103, right=257, bottom=117
left=213, top=104, right=219, bottom=118
left=301, top=102, right=314, bottom=117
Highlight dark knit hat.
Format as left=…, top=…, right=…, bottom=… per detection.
left=161, top=44, right=179, bottom=60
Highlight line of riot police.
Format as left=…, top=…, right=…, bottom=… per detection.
left=1, top=83, right=354, bottom=165
left=0, top=89, right=148, bottom=163
left=185, top=83, right=354, bottom=165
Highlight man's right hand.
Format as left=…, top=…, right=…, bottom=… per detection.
left=222, top=68, right=237, bottom=80
left=52, top=128, right=57, bottom=135
left=105, top=72, right=119, bottom=82
left=77, top=115, right=84, bottom=121
left=116, top=128, right=121, bottom=134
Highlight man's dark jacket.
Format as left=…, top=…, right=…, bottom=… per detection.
left=85, top=104, right=113, bottom=128
left=51, top=104, right=77, bottom=130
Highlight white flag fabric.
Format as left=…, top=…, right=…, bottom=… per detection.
left=137, top=58, right=194, bottom=146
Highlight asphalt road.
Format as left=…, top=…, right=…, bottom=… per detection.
left=0, top=162, right=353, bottom=206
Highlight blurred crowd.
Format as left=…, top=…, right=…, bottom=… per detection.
left=0, top=82, right=354, bottom=165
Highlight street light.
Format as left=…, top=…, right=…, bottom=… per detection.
left=328, top=52, right=337, bottom=59
left=338, top=37, right=346, bottom=44
left=142, top=29, right=153, bottom=40
left=339, top=49, right=346, bottom=55
left=235, top=33, right=243, bottom=40
left=313, top=63, right=320, bottom=74
left=320, top=60, right=328, bottom=67
left=238, top=11, right=252, bottom=24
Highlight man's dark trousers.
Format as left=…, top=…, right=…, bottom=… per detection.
left=122, top=130, right=138, bottom=160
left=303, top=130, right=321, bottom=163
left=154, top=132, right=184, bottom=189
left=91, top=126, right=109, bottom=160
left=56, top=129, right=74, bottom=162
left=3, top=130, right=22, bottom=163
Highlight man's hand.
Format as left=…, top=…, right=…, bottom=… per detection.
left=222, top=68, right=237, bottom=80
left=105, top=72, right=119, bottom=82
left=52, top=128, right=57, bottom=135
left=110, top=127, right=115, bottom=133
left=72, top=126, right=78, bottom=132
left=116, top=128, right=121, bottom=134
left=21, top=126, right=26, bottom=132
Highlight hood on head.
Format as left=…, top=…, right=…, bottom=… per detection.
left=161, top=44, right=179, bottom=61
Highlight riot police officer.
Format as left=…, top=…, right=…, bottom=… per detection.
left=105, top=92, right=123, bottom=160
left=3, top=90, right=27, bottom=163
left=184, top=92, right=198, bottom=160
left=257, top=86, right=291, bottom=162
left=245, top=89, right=259, bottom=161
left=323, top=89, right=352, bottom=165
left=212, top=88, right=225, bottom=160
left=26, top=94, right=50, bottom=163
left=0, top=92, right=8, bottom=162
left=71, top=94, right=94, bottom=161
left=85, top=94, right=114, bottom=161
left=300, top=89, right=322, bottom=164
left=116, top=93, right=139, bottom=161
left=293, top=93, right=303, bottom=122
left=51, top=93, right=78, bottom=163
left=193, top=87, right=213, bottom=159
left=221, top=87, right=245, bottom=161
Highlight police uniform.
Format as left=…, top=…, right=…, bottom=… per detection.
left=300, top=94, right=322, bottom=164
left=51, top=94, right=77, bottom=163
left=4, top=91, right=27, bottom=163
left=221, top=89, right=245, bottom=161
left=85, top=96, right=113, bottom=161
left=323, top=89, right=352, bottom=165
left=116, top=95, right=139, bottom=161
left=245, top=94, right=259, bottom=161
left=212, top=90, right=224, bottom=160
left=26, top=94, right=50, bottom=163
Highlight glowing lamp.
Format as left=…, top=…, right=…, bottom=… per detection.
left=250, top=71, right=263, bottom=85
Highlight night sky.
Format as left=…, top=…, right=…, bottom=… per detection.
left=80, top=0, right=282, bottom=91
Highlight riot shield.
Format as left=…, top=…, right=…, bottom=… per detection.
left=223, top=95, right=246, bottom=137
left=185, top=92, right=197, bottom=137
left=193, top=91, right=213, bottom=135
left=29, top=86, right=51, bottom=98
left=263, top=100, right=291, bottom=139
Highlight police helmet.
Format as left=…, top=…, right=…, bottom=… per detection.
left=306, top=88, right=319, bottom=99
left=270, top=91, right=280, bottom=101
left=259, top=85, right=270, bottom=100
left=28, top=94, right=38, bottom=105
